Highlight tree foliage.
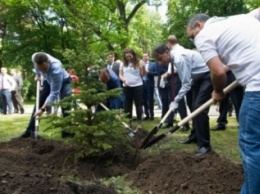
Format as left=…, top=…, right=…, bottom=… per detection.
left=165, top=0, right=249, bottom=48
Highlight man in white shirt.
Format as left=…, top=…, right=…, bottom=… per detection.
left=152, top=44, right=212, bottom=156
left=0, top=67, right=16, bottom=114
left=186, top=7, right=260, bottom=194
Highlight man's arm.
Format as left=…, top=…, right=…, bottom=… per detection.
left=207, top=56, right=227, bottom=102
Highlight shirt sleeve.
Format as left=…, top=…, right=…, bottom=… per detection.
left=44, top=66, right=63, bottom=105
left=195, top=33, right=218, bottom=63
left=173, top=54, right=192, bottom=103
left=248, top=8, right=260, bottom=21
left=8, top=76, right=16, bottom=91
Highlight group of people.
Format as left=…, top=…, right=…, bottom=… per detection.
left=100, top=7, right=260, bottom=193
left=8, top=6, right=260, bottom=193
left=0, top=67, right=24, bottom=115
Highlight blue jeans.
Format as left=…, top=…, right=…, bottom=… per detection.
left=239, top=92, right=260, bottom=194
left=109, top=97, right=121, bottom=109
left=0, top=89, right=13, bottom=114
left=25, top=78, right=71, bottom=134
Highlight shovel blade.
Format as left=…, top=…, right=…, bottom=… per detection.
left=143, top=134, right=166, bottom=149
left=143, top=125, right=181, bottom=149
left=139, top=126, right=159, bottom=149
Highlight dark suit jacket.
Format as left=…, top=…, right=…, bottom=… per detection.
left=145, top=61, right=158, bottom=87
left=104, top=62, right=120, bottom=77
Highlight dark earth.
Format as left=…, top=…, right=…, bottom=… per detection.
left=0, top=130, right=243, bottom=194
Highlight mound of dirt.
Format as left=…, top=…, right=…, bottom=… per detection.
left=131, top=128, right=151, bottom=149
left=127, top=151, right=243, bottom=194
left=0, top=138, right=243, bottom=194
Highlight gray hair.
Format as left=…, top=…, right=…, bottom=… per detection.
left=187, top=14, right=210, bottom=29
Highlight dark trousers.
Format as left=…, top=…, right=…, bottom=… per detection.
left=123, top=85, right=143, bottom=122
left=147, top=83, right=155, bottom=118
left=172, top=74, right=189, bottom=127
left=159, top=86, right=170, bottom=119
left=143, top=81, right=155, bottom=118
left=217, top=71, right=244, bottom=125
left=25, top=79, right=71, bottom=134
left=188, top=73, right=213, bottom=148
left=11, top=90, right=24, bottom=112
left=142, top=81, right=149, bottom=117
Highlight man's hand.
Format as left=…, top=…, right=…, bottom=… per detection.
left=212, top=90, right=225, bottom=102
left=161, top=72, right=169, bottom=80
left=169, top=101, right=179, bottom=111
left=35, top=75, right=41, bottom=81
left=34, top=109, right=44, bottom=117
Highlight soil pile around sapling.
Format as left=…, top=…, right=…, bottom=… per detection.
left=128, top=151, right=243, bottom=194
left=0, top=137, right=244, bottom=194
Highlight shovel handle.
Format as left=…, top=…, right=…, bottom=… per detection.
left=159, top=106, right=174, bottom=126
left=178, top=80, right=239, bottom=127
left=99, top=103, right=134, bottom=133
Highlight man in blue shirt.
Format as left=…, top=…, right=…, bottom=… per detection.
left=17, top=52, right=72, bottom=138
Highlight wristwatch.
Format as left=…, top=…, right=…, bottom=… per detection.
left=40, top=107, right=46, bottom=112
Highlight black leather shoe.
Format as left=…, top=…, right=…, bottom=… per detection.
left=143, top=116, right=150, bottom=121
left=178, top=138, right=196, bottom=144
left=195, top=146, right=212, bottom=156
left=162, top=123, right=173, bottom=129
left=181, top=125, right=190, bottom=132
left=211, top=124, right=226, bottom=131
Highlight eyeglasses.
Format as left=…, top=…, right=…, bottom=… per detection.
left=188, top=35, right=194, bottom=42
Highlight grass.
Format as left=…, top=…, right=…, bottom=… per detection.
left=139, top=116, right=241, bottom=162
left=0, top=113, right=241, bottom=162
left=0, top=114, right=61, bottom=141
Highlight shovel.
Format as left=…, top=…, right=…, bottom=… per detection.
left=142, top=80, right=239, bottom=149
left=139, top=106, right=175, bottom=148
left=32, top=79, right=41, bottom=139
left=99, top=103, right=135, bottom=136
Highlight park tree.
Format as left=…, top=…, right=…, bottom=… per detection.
left=165, top=0, right=249, bottom=48
left=0, top=0, right=165, bottom=156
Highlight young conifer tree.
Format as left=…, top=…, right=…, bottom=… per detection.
left=47, top=50, right=132, bottom=157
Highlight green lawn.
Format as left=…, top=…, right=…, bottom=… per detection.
left=140, top=116, right=241, bottom=162
left=0, top=114, right=241, bottom=162
left=0, top=114, right=61, bottom=141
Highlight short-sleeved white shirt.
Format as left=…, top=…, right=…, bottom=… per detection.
left=119, top=63, right=143, bottom=87
left=195, top=9, right=260, bottom=91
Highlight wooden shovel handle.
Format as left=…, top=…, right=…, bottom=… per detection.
left=177, top=80, right=239, bottom=127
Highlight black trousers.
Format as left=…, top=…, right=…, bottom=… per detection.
left=217, top=71, right=244, bottom=125
left=188, top=72, right=213, bottom=148
left=142, top=81, right=149, bottom=117
left=159, top=83, right=171, bottom=118
left=143, top=81, right=155, bottom=118
left=123, top=85, right=143, bottom=122
left=171, top=74, right=189, bottom=127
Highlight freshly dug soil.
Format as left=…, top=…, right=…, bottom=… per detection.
left=128, top=151, right=243, bottom=194
left=0, top=137, right=243, bottom=194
